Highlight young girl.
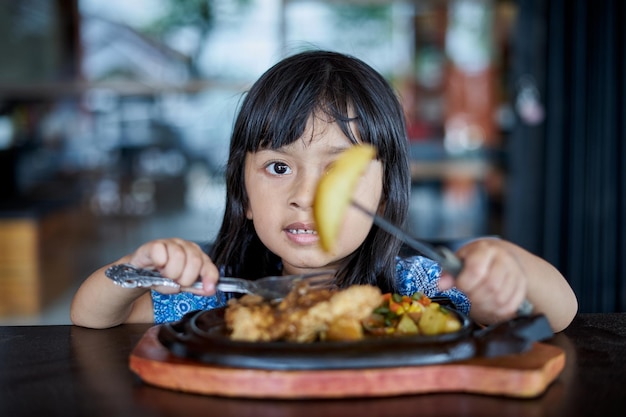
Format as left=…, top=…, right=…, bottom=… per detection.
left=70, top=50, right=577, bottom=331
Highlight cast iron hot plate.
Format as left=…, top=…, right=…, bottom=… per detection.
left=157, top=304, right=554, bottom=371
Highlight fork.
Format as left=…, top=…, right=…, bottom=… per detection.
left=105, top=264, right=336, bottom=300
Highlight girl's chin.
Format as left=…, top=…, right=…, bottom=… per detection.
left=279, top=252, right=343, bottom=272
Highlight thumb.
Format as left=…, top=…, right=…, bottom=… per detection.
left=438, top=272, right=455, bottom=291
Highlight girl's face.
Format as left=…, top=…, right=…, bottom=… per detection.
left=244, top=118, right=384, bottom=276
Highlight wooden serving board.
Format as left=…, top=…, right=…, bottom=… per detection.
left=129, top=326, right=565, bottom=399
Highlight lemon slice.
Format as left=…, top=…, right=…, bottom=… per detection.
left=314, top=144, right=376, bottom=252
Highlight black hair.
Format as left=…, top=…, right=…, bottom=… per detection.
left=211, top=50, right=410, bottom=293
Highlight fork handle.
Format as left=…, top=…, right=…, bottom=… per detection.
left=164, top=277, right=249, bottom=294
left=214, top=277, right=252, bottom=295
left=105, top=264, right=247, bottom=293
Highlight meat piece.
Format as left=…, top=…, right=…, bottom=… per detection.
left=224, top=283, right=382, bottom=342
left=224, top=296, right=283, bottom=342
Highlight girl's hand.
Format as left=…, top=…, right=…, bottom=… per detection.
left=438, top=239, right=528, bottom=325
left=127, top=238, right=219, bottom=295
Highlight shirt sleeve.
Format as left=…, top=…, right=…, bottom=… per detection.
left=151, top=290, right=230, bottom=324
left=395, top=255, right=471, bottom=314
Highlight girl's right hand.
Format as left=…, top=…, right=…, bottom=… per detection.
left=127, top=238, right=219, bottom=295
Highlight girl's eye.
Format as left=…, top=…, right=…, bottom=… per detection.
left=266, top=161, right=292, bottom=175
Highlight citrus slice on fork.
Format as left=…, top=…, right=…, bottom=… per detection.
left=313, top=144, right=377, bottom=252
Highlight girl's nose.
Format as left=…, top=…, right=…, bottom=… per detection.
left=288, top=171, right=319, bottom=209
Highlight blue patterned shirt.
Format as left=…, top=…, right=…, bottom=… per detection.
left=152, top=255, right=470, bottom=324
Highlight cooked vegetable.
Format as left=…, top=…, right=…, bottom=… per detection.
left=362, top=292, right=462, bottom=337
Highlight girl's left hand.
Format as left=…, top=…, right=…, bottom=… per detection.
left=438, top=239, right=528, bottom=324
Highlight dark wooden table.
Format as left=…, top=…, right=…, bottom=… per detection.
left=1, top=313, right=625, bottom=417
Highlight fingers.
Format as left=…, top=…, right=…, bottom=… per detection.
left=198, top=261, right=219, bottom=293
left=129, top=239, right=219, bottom=294
left=131, top=240, right=169, bottom=269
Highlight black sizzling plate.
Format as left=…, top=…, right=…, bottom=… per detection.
left=157, top=304, right=554, bottom=371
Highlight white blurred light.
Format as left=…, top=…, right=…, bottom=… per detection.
left=0, top=117, right=14, bottom=149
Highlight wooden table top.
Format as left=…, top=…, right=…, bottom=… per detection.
left=1, top=312, right=625, bottom=417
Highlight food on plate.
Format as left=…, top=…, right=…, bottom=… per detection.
left=224, top=283, right=462, bottom=342
left=362, top=292, right=462, bottom=336
left=313, top=144, right=376, bottom=252
left=225, top=283, right=382, bottom=342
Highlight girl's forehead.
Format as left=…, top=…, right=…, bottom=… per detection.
left=262, top=114, right=361, bottom=151
left=278, top=118, right=358, bottom=152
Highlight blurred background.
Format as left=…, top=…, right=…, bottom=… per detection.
left=0, top=0, right=623, bottom=324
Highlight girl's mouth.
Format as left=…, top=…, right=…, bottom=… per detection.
left=286, top=228, right=318, bottom=235
left=284, top=223, right=319, bottom=245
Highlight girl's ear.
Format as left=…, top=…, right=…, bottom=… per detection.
left=246, top=206, right=253, bottom=220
